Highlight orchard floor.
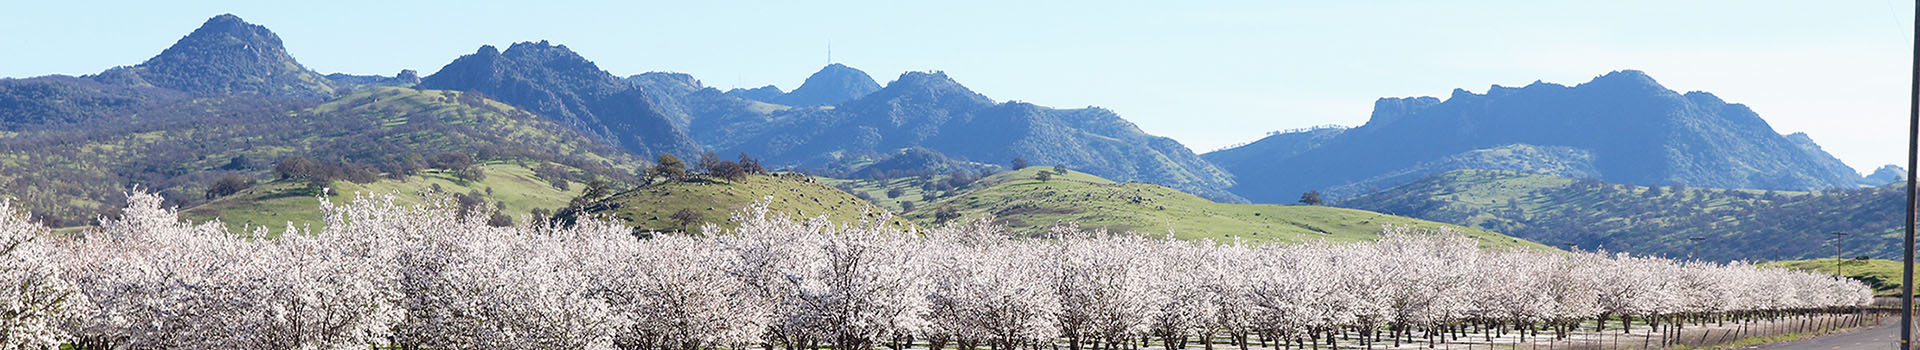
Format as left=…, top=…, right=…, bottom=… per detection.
left=1344, top=313, right=1886, bottom=349
left=1037, top=312, right=1892, bottom=349
left=1747, top=321, right=1897, bottom=350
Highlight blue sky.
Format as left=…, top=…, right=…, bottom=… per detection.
left=2, top=1, right=1912, bottom=171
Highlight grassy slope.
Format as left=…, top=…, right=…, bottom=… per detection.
left=1763, top=259, right=1901, bottom=296
left=182, top=163, right=583, bottom=236
left=1339, top=169, right=1888, bottom=261
left=817, top=176, right=947, bottom=212
left=304, top=87, right=638, bottom=170
left=903, top=167, right=1548, bottom=249
left=589, top=173, right=903, bottom=233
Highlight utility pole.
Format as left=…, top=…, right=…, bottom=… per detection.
left=1904, top=0, right=1919, bottom=346
left=1831, top=232, right=1847, bottom=277
left=1688, top=236, right=1705, bottom=259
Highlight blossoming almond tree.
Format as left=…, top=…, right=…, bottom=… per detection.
left=0, top=200, right=71, bottom=349
left=921, top=220, right=1059, bottom=350
left=1047, top=227, right=1168, bottom=350
left=336, top=194, right=613, bottom=350
left=582, top=233, right=772, bottom=350
left=3, top=192, right=1878, bottom=349
left=57, top=192, right=398, bottom=349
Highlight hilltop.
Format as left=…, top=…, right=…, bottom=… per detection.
left=577, top=173, right=901, bottom=233
left=2, top=14, right=322, bottom=129
left=1208, top=70, right=1864, bottom=203
left=724, top=63, right=882, bottom=107
left=1341, top=169, right=1898, bottom=261
left=902, top=167, right=1545, bottom=249
left=93, top=14, right=335, bottom=98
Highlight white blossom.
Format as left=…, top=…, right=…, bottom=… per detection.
left=4, top=191, right=1874, bottom=349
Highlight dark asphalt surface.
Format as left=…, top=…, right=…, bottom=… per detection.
left=1748, top=322, right=1898, bottom=350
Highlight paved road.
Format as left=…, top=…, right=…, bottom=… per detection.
left=1748, top=321, right=1898, bottom=350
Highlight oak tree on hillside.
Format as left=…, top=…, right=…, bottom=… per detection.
left=1299, top=190, right=1325, bottom=205
left=651, top=154, right=688, bottom=180
left=670, top=208, right=702, bottom=232
left=204, top=175, right=254, bottom=199
left=697, top=152, right=722, bottom=174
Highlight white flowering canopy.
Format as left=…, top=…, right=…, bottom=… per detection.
left=0, top=192, right=1873, bottom=349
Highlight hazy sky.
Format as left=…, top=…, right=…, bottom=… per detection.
left=2, top=1, right=1912, bottom=171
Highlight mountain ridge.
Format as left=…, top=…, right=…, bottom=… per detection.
left=418, top=41, right=701, bottom=159
left=1207, top=70, right=1862, bottom=203
left=772, top=63, right=881, bottom=107
left=94, top=14, right=335, bottom=98
left=683, top=69, right=1244, bottom=202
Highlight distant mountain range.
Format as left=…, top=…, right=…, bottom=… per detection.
left=1206, top=70, right=1867, bottom=203
left=628, top=65, right=1245, bottom=202
left=1865, top=165, right=1905, bottom=186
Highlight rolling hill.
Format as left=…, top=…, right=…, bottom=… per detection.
left=902, top=167, right=1546, bottom=249
left=819, top=176, right=943, bottom=213
left=576, top=173, right=902, bottom=233
left=1341, top=169, right=1899, bottom=261
left=182, top=163, right=587, bottom=236
left=1207, top=70, right=1865, bottom=203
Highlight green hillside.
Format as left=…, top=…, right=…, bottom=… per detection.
left=582, top=173, right=903, bottom=234
left=816, top=171, right=981, bottom=213
left=1763, top=259, right=1901, bottom=296
left=303, top=87, right=640, bottom=169
left=0, top=86, right=640, bottom=227
left=1341, top=169, right=1893, bottom=261
left=182, top=163, right=585, bottom=236
left=903, top=167, right=1547, bottom=249
left=819, top=176, right=938, bottom=212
